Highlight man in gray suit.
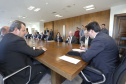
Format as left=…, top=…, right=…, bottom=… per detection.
left=0, top=26, right=9, bottom=41
left=65, top=31, right=79, bottom=44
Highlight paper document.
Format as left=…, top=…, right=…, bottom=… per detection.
left=59, top=55, right=81, bottom=64
left=72, top=49, right=85, bottom=52
left=47, top=40, right=55, bottom=42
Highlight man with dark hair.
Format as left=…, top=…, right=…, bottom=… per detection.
left=0, top=20, right=48, bottom=84
left=0, top=26, right=9, bottom=41
left=101, top=24, right=109, bottom=35
left=44, top=28, right=49, bottom=35
left=80, top=21, right=119, bottom=84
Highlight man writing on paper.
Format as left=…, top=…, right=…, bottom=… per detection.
left=80, top=21, right=119, bottom=84
left=0, top=20, right=47, bottom=84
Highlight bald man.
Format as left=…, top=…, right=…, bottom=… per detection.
left=0, top=26, right=9, bottom=41
left=65, top=31, right=79, bottom=44
left=80, top=30, right=92, bottom=46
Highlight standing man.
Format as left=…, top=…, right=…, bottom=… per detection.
left=44, top=28, right=49, bottom=35
left=50, top=29, right=54, bottom=39
left=79, top=25, right=85, bottom=41
left=0, top=26, right=9, bottom=41
left=74, top=27, right=80, bottom=38
left=0, top=20, right=48, bottom=84
left=101, top=24, right=109, bottom=35
left=80, top=21, right=119, bottom=84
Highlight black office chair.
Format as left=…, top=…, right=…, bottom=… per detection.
left=0, top=65, right=31, bottom=84
left=81, top=54, right=126, bottom=84
left=118, top=37, right=126, bottom=49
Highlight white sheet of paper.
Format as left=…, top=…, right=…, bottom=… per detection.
left=47, top=40, right=55, bottom=42
left=72, top=49, right=85, bottom=52
left=59, top=55, right=81, bottom=64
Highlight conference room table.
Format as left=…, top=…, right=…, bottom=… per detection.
left=26, top=39, right=88, bottom=84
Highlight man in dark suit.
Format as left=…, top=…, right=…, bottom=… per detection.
left=65, top=31, right=78, bottom=44
left=0, top=20, right=48, bottom=84
left=101, top=24, right=109, bottom=35
left=44, top=28, right=49, bottom=35
left=80, top=21, right=119, bottom=84
left=50, top=29, right=54, bottom=39
left=80, top=30, right=92, bottom=46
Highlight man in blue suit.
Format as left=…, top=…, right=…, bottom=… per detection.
left=80, top=21, right=119, bottom=84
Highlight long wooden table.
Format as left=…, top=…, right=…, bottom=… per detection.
left=26, top=39, right=88, bottom=84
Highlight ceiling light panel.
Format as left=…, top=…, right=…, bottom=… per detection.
left=84, top=5, right=94, bottom=9
left=34, top=8, right=41, bottom=12
left=86, top=7, right=95, bottom=11
left=28, top=6, right=35, bottom=10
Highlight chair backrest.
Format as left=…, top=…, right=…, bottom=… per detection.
left=0, top=74, right=3, bottom=84
left=119, top=37, right=126, bottom=45
left=113, top=53, right=126, bottom=84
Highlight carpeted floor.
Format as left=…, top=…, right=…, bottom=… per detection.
left=39, top=73, right=82, bottom=84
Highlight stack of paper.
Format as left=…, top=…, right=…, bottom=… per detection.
left=72, top=49, right=85, bottom=52
left=47, top=40, right=55, bottom=42
left=59, top=55, right=81, bottom=64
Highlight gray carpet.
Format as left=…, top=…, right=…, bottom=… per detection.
left=39, top=73, right=82, bottom=84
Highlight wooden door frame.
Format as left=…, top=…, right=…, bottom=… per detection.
left=113, top=13, right=126, bottom=44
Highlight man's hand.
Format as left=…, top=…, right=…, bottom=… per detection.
left=42, top=47, right=47, bottom=51
left=35, top=46, right=47, bottom=51
left=80, top=47, right=85, bottom=50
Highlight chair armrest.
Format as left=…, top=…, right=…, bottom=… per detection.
left=81, top=66, right=106, bottom=84
left=3, top=65, right=31, bottom=84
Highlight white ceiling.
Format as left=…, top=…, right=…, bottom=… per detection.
left=0, top=0, right=126, bottom=27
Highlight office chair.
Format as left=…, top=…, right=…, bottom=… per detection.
left=118, top=37, right=126, bottom=49
left=81, top=53, right=126, bottom=84
left=0, top=65, right=31, bottom=84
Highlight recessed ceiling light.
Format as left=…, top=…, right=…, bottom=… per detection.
left=46, top=3, right=48, bottom=5
left=18, top=16, right=22, bottom=18
left=22, top=16, right=27, bottom=18
left=34, top=8, right=41, bottom=12
left=28, top=6, right=35, bottom=10
left=40, top=20, right=45, bottom=21
left=55, top=14, right=63, bottom=18
left=55, top=14, right=60, bottom=17
left=86, top=7, right=95, bottom=11
left=84, top=5, right=94, bottom=9
left=83, top=5, right=95, bottom=11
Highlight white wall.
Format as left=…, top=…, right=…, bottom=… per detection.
left=109, top=4, right=126, bottom=37
left=26, top=22, right=44, bottom=34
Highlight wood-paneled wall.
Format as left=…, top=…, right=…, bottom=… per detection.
left=44, top=21, right=54, bottom=31
left=44, top=10, right=110, bottom=40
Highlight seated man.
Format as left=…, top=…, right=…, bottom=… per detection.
left=65, top=31, right=78, bottom=44
left=0, top=26, right=9, bottom=41
left=55, top=32, right=63, bottom=42
left=80, top=30, right=92, bottom=46
left=24, top=32, right=31, bottom=39
left=0, top=20, right=48, bottom=84
left=45, top=32, right=53, bottom=40
left=79, top=21, right=119, bottom=84
left=39, top=32, right=45, bottom=40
